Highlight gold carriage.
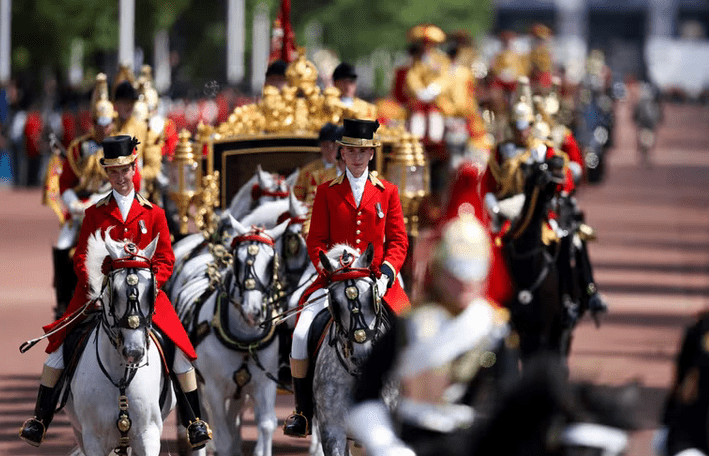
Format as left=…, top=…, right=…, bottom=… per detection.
left=166, top=50, right=430, bottom=238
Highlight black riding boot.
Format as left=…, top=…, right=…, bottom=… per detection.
left=19, top=385, right=58, bottom=447
left=52, top=247, right=77, bottom=321
left=277, top=326, right=293, bottom=386
left=178, top=389, right=212, bottom=450
left=283, top=377, right=313, bottom=437
left=575, top=240, right=608, bottom=314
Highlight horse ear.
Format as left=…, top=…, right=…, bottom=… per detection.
left=265, top=218, right=290, bottom=241
left=142, top=235, right=159, bottom=260
left=363, top=243, right=375, bottom=268
left=289, top=190, right=307, bottom=217
left=319, top=250, right=334, bottom=275
left=103, top=227, right=123, bottom=259
left=286, top=168, right=300, bottom=189
left=228, top=213, right=248, bottom=236
left=256, top=164, right=269, bottom=188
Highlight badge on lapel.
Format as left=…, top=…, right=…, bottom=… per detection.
left=375, top=202, right=384, bottom=219
left=139, top=220, right=147, bottom=234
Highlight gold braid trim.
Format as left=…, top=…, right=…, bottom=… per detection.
left=42, top=154, right=66, bottom=224
left=487, top=149, right=531, bottom=199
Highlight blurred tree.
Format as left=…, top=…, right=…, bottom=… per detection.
left=12, top=0, right=118, bottom=77
left=11, top=0, right=490, bottom=95
left=292, top=0, right=493, bottom=62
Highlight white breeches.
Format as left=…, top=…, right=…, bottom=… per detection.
left=291, top=288, right=328, bottom=360
left=45, top=348, right=65, bottom=369
left=45, top=341, right=194, bottom=374
left=56, top=222, right=79, bottom=250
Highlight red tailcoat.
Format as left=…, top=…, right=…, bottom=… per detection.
left=44, top=192, right=197, bottom=360
left=561, top=131, right=584, bottom=174
left=307, top=173, right=410, bottom=314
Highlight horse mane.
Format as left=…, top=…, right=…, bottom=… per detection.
left=86, top=228, right=110, bottom=300
left=321, top=243, right=359, bottom=268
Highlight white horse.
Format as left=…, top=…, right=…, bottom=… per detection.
left=63, top=228, right=177, bottom=456
left=311, top=244, right=392, bottom=456
left=229, top=164, right=299, bottom=220
left=174, top=215, right=290, bottom=456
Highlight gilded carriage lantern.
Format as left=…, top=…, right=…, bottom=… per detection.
left=167, top=130, right=202, bottom=235
left=384, top=133, right=430, bottom=236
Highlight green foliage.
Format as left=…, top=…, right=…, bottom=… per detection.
left=9, top=0, right=491, bottom=92
left=293, top=0, right=493, bottom=62
left=13, top=0, right=118, bottom=75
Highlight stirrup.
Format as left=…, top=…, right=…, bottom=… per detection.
left=283, top=411, right=310, bottom=437
left=186, top=419, right=212, bottom=450
left=19, top=418, right=46, bottom=447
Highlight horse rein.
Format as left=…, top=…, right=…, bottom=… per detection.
left=101, top=249, right=156, bottom=351
left=229, top=229, right=286, bottom=316
left=325, top=263, right=386, bottom=373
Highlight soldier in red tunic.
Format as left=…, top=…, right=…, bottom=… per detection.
left=20, top=136, right=212, bottom=449
left=283, top=118, right=410, bottom=437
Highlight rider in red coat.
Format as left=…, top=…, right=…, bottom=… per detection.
left=20, top=136, right=212, bottom=450
left=283, top=118, right=410, bottom=438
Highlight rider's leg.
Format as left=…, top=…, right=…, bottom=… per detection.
left=574, top=236, right=608, bottom=314
left=19, top=350, right=64, bottom=446
left=173, top=351, right=212, bottom=450
left=283, top=289, right=326, bottom=437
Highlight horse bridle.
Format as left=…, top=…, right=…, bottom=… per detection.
left=101, top=245, right=156, bottom=353
left=325, top=254, right=386, bottom=369
left=229, top=228, right=285, bottom=317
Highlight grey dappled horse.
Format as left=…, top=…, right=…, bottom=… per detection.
left=64, top=228, right=177, bottom=456
left=312, top=244, right=392, bottom=456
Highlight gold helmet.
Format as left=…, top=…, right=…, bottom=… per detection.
left=137, top=65, right=159, bottom=113
left=91, top=73, right=115, bottom=127
left=432, top=214, right=491, bottom=283
left=407, top=24, right=446, bottom=44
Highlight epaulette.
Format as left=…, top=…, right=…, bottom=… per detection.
left=136, top=192, right=153, bottom=208
left=329, top=174, right=345, bottom=187
left=96, top=193, right=112, bottom=207
left=369, top=173, right=385, bottom=189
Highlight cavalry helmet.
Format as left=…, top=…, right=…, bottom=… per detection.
left=432, top=214, right=491, bottom=284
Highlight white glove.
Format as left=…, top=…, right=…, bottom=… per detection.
left=348, top=401, right=416, bottom=456
left=375, top=275, right=390, bottom=299
left=69, top=199, right=88, bottom=218
left=415, top=83, right=441, bottom=103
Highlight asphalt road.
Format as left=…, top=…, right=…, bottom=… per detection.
left=1, top=96, right=708, bottom=455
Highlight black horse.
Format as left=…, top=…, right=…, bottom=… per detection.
left=502, top=155, right=571, bottom=364
left=405, top=355, right=641, bottom=456
left=662, top=312, right=709, bottom=455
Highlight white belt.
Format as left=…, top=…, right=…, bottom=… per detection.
left=395, top=398, right=476, bottom=434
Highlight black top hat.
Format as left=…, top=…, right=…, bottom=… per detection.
left=114, top=81, right=139, bottom=101
left=337, top=118, right=380, bottom=148
left=266, top=60, right=287, bottom=77
left=101, top=135, right=140, bottom=167
left=333, top=63, right=357, bottom=81
left=318, top=123, right=344, bottom=142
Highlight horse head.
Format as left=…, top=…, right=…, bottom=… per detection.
left=281, top=191, right=309, bottom=282
left=505, top=152, right=565, bottom=245
left=253, top=164, right=290, bottom=204
left=318, top=243, right=386, bottom=368
left=227, top=214, right=289, bottom=326
left=87, top=227, right=158, bottom=366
